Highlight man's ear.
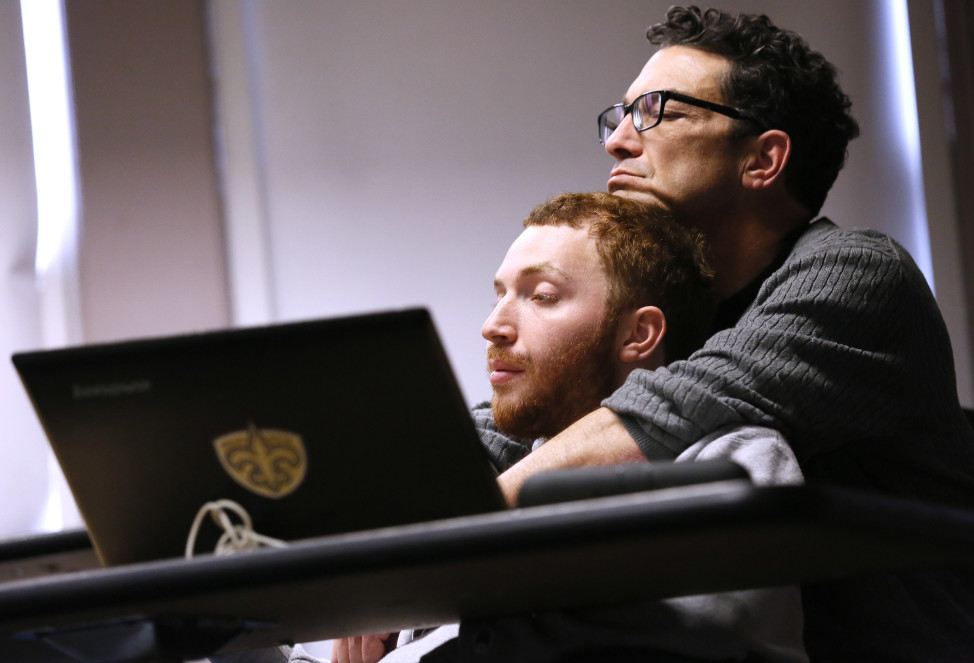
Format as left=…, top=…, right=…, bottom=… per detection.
left=617, top=306, right=666, bottom=366
left=742, top=129, right=791, bottom=191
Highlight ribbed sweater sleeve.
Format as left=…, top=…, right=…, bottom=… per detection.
left=471, top=401, right=532, bottom=473
left=603, top=219, right=962, bottom=469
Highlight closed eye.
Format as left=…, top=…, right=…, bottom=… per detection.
left=491, top=281, right=506, bottom=309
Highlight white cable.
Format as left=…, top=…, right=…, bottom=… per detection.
left=185, top=499, right=287, bottom=559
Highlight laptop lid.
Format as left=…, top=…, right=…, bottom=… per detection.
left=12, top=308, right=506, bottom=566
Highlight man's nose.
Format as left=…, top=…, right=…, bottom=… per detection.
left=605, top=114, right=642, bottom=160
left=482, top=300, right=516, bottom=344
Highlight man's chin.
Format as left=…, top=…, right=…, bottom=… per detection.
left=608, top=187, right=661, bottom=206
left=491, top=394, right=546, bottom=441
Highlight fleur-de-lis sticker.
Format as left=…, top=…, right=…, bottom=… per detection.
left=213, top=421, right=307, bottom=499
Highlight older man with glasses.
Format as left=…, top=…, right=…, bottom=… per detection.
left=495, top=5, right=974, bottom=661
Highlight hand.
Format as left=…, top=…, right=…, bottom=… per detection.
left=331, top=632, right=397, bottom=663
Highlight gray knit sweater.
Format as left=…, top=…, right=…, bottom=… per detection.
left=600, top=218, right=974, bottom=660
left=606, top=219, right=974, bottom=507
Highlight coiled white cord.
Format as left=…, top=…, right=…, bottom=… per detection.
left=185, top=499, right=287, bottom=559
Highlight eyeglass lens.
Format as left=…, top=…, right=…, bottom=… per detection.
left=599, top=92, right=661, bottom=144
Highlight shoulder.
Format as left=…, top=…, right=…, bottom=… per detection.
left=762, top=218, right=931, bottom=306
left=792, top=218, right=916, bottom=268
left=471, top=401, right=497, bottom=430
left=471, top=401, right=532, bottom=473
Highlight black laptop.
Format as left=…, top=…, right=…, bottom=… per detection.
left=12, top=308, right=505, bottom=566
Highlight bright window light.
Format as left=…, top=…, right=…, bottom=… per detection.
left=20, top=0, right=81, bottom=533
left=20, top=0, right=79, bottom=276
left=885, top=0, right=935, bottom=292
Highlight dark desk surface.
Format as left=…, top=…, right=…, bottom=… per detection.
left=2, top=482, right=974, bottom=662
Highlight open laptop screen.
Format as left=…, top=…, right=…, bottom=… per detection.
left=13, top=309, right=505, bottom=566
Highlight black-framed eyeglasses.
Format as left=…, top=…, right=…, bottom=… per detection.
left=598, top=89, right=752, bottom=145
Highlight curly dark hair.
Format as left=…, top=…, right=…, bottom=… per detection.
left=647, top=6, right=860, bottom=215
left=525, top=192, right=715, bottom=363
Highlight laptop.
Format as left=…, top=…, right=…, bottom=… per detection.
left=12, top=308, right=506, bottom=567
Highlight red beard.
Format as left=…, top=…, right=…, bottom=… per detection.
left=488, top=316, right=620, bottom=440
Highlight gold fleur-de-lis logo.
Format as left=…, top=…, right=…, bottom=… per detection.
left=213, top=421, right=307, bottom=499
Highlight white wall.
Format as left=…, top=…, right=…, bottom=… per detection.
left=67, top=0, right=231, bottom=345
left=213, top=0, right=972, bottom=408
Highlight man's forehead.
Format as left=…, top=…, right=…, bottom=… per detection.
left=625, top=45, right=730, bottom=102
left=499, top=224, right=599, bottom=277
